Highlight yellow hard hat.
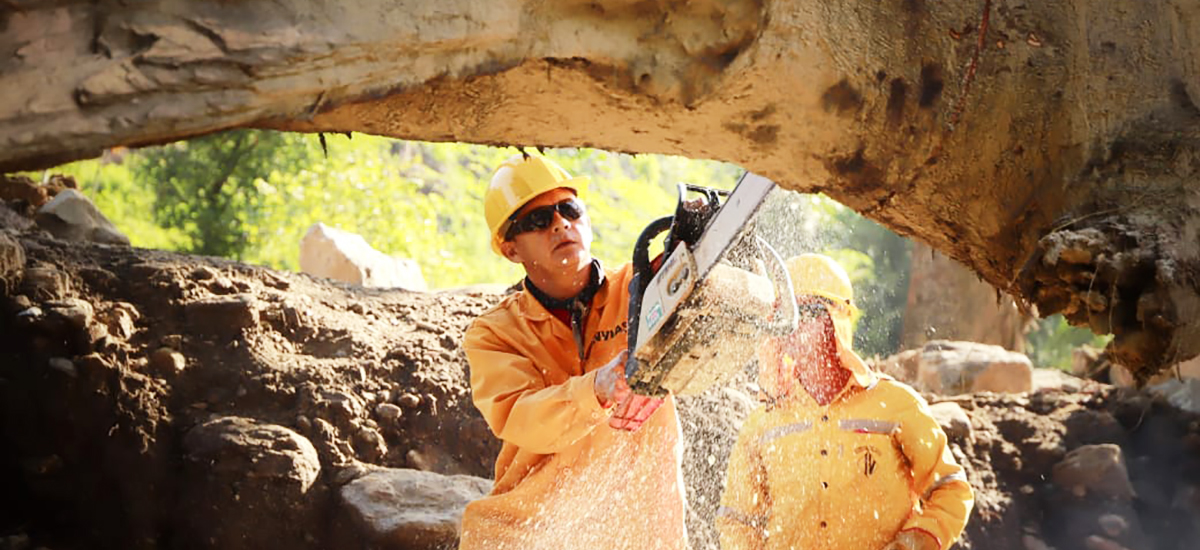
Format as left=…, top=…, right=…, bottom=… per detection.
left=786, top=253, right=854, bottom=308
left=757, top=253, right=874, bottom=401
left=484, top=153, right=588, bottom=255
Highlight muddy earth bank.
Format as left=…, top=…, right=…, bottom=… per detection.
left=1, top=211, right=1198, bottom=550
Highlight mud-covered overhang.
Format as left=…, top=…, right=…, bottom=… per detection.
left=3, top=0, right=1199, bottom=379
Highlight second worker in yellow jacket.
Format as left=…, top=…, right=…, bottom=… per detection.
left=718, top=254, right=973, bottom=550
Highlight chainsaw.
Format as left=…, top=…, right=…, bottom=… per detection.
left=623, top=172, right=798, bottom=398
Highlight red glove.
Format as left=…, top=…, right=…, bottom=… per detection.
left=608, top=392, right=664, bottom=431
left=595, top=350, right=665, bottom=431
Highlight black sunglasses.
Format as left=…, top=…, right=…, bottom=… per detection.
left=504, top=198, right=585, bottom=240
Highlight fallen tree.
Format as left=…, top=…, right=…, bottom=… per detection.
left=3, top=0, right=1198, bottom=379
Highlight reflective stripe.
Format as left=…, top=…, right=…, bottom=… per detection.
left=924, top=470, right=969, bottom=499
left=717, top=506, right=767, bottom=528
left=839, top=419, right=898, bottom=434
left=758, top=421, right=813, bottom=445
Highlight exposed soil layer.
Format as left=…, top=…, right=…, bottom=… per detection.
left=1, top=218, right=1198, bottom=550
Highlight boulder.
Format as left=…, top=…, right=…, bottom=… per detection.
left=1147, top=378, right=1200, bottom=414
left=873, top=348, right=921, bottom=384
left=178, top=416, right=323, bottom=550
left=915, top=340, right=1034, bottom=395
left=1051, top=444, right=1136, bottom=500
left=299, top=223, right=427, bottom=291
left=34, top=189, right=130, bottom=246
left=335, top=467, right=491, bottom=549
left=928, top=401, right=973, bottom=441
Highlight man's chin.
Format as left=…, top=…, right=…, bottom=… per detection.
left=552, top=247, right=591, bottom=268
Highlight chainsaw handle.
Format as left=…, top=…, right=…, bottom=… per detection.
left=756, top=236, right=799, bottom=336
left=626, top=215, right=674, bottom=379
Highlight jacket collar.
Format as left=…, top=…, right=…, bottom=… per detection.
left=515, top=260, right=606, bottom=321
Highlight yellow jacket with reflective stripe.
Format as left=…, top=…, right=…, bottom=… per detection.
left=459, top=263, right=686, bottom=550
left=718, top=375, right=973, bottom=550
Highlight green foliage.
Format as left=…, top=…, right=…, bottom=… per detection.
left=44, top=135, right=740, bottom=289
left=1025, top=314, right=1113, bottom=371
left=136, top=130, right=314, bottom=259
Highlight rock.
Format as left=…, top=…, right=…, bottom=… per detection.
left=397, top=392, right=421, bottom=409
left=0, top=232, right=24, bottom=296
left=1051, top=444, right=1136, bottom=500
left=19, top=265, right=69, bottom=301
left=299, top=222, right=427, bottom=291
left=0, top=201, right=33, bottom=231
left=335, top=468, right=491, bottom=549
left=178, top=417, right=323, bottom=550
left=915, top=340, right=1034, bottom=395
left=1072, top=345, right=1108, bottom=380
left=185, top=294, right=259, bottom=337
left=352, top=426, right=387, bottom=463
left=0, top=174, right=49, bottom=207
left=148, top=347, right=186, bottom=375
left=44, top=298, right=93, bottom=330
left=375, top=402, right=403, bottom=422
left=34, top=189, right=130, bottom=246
left=7, top=294, right=32, bottom=314
left=873, top=348, right=921, bottom=383
left=1108, top=363, right=1137, bottom=388
left=309, top=417, right=355, bottom=466
left=1098, top=513, right=1128, bottom=537
left=46, top=357, right=77, bottom=378
left=1147, top=378, right=1200, bottom=414
left=1032, top=368, right=1084, bottom=392
left=928, top=401, right=973, bottom=441
left=97, top=302, right=139, bottom=340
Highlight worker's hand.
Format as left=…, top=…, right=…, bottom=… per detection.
left=608, top=391, right=664, bottom=431
left=593, top=351, right=664, bottom=431
left=881, top=530, right=939, bottom=550
left=594, top=350, right=630, bottom=406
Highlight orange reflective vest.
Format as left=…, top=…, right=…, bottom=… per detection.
left=718, top=375, right=973, bottom=550
left=459, top=263, right=686, bottom=550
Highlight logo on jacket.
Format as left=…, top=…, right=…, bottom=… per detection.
left=592, top=320, right=628, bottom=343
left=855, top=445, right=879, bottom=477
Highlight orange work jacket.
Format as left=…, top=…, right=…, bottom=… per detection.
left=717, top=374, right=973, bottom=550
left=459, top=263, right=686, bottom=550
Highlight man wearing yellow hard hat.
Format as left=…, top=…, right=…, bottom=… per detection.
left=717, top=253, right=973, bottom=550
left=459, top=153, right=686, bottom=550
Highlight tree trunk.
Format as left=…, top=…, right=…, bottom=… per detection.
left=902, top=242, right=1031, bottom=352
left=3, top=0, right=1198, bottom=380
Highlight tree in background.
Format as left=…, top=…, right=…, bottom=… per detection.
left=136, top=130, right=314, bottom=259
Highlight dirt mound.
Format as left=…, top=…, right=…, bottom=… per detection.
left=2, top=214, right=1199, bottom=550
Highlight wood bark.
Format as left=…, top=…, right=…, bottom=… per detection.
left=2, top=0, right=1198, bottom=380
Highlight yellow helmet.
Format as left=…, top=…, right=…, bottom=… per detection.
left=758, top=253, right=873, bottom=401
left=484, top=153, right=588, bottom=255
left=786, top=253, right=854, bottom=310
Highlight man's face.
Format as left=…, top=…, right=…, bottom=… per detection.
left=499, top=187, right=594, bottom=274
left=784, top=298, right=838, bottom=357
